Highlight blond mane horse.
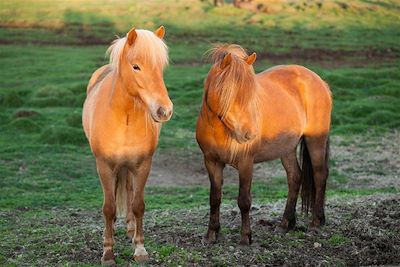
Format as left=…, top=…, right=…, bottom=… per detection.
left=196, top=44, right=332, bottom=245
left=82, top=26, right=172, bottom=264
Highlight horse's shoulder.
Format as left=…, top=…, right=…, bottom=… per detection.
left=87, top=64, right=112, bottom=94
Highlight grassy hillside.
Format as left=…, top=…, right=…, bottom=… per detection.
left=0, top=0, right=399, bottom=266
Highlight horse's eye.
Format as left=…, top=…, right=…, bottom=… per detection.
left=133, top=64, right=141, bottom=71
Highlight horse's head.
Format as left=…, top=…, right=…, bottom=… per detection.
left=114, top=26, right=173, bottom=123
left=205, top=45, right=258, bottom=144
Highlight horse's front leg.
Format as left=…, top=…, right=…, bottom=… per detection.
left=237, top=158, right=253, bottom=245
left=128, top=157, right=152, bottom=262
left=204, top=157, right=225, bottom=244
left=96, top=159, right=117, bottom=265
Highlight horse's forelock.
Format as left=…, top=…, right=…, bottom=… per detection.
left=206, top=44, right=256, bottom=119
left=106, top=29, right=168, bottom=72
left=207, top=44, right=249, bottom=64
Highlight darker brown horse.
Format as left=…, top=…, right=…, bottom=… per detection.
left=196, top=44, right=332, bottom=245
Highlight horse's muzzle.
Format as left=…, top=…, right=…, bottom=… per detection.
left=235, top=130, right=256, bottom=144
left=153, top=106, right=173, bottom=122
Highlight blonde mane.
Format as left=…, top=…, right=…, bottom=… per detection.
left=206, top=44, right=257, bottom=119
left=106, top=29, right=168, bottom=72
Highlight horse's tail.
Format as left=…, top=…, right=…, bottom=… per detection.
left=300, top=137, right=315, bottom=215
left=300, top=136, right=330, bottom=214
left=115, top=167, right=129, bottom=217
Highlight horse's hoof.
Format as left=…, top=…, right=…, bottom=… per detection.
left=202, top=231, right=218, bottom=245
left=308, top=224, right=322, bottom=233
left=134, top=245, right=149, bottom=262
left=239, top=239, right=250, bottom=245
left=239, top=235, right=251, bottom=245
left=101, top=250, right=116, bottom=266
left=274, top=225, right=288, bottom=234
left=309, top=220, right=324, bottom=232
left=134, top=254, right=149, bottom=262
left=101, top=258, right=116, bottom=266
left=202, top=236, right=217, bottom=245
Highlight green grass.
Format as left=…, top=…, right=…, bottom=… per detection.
left=327, top=234, right=350, bottom=246
left=1, top=44, right=399, bottom=151
left=0, top=1, right=399, bottom=265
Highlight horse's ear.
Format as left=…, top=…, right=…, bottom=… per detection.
left=245, top=52, right=257, bottom=65
left=220, top=53, right=232, bottom=69
left=127, top=28, right=137, bottom=46
left=154, top=26, right=165, bottom=39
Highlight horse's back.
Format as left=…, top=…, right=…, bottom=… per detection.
left=87, top=64, right=112, bottom=94
left=259, top=65, right=330, bottom=98
left=83, top=65, right=112, bottom=141
left=258, top=65, right=332, bottom=135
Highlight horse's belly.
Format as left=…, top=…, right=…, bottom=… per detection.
left=254, top=132, right=301, bottom=162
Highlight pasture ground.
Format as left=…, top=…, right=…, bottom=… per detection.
left=1, top=0, right=399, bottom=266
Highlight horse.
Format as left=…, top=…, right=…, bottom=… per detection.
left=196, top=44, right=332, bottom=245
left=82, top=26, right=172, bottom=264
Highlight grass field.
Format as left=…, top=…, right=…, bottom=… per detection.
left=0, top=0, right=399, bottom=266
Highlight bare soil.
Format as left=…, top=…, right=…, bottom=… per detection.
left=3, top=194, right=399, bottom=266
left=256, top=47, right=400, bottom=68
left=143, top=194, right=400, bottom=266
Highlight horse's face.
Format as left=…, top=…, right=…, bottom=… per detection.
left=219, top=101, right=257, bottom=144
left=120, top=27, right=173, bottom=123
left=205, top=52, right=258, bottom=144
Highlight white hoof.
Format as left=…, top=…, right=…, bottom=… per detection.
left=134, top=244, right=149, bottom=262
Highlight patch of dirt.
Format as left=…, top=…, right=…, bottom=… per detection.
left=256, top=47, right=399, bottom=68
left=149, top=131, right=400, bottom=189
left=2, top=194, right=399, bottom=266
left=144, top=194, right=400, bottom=266
left=331, top=131, right=400, bottom=189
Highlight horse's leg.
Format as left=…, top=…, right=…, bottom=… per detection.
left=278, top=150, right=301, bottom=232
left=305, top=135, right=329, bottom=227
left=129, top=158, right=151, bottom=262
left=97, top=159, right=117, bottom=265
left=204, top=157, right=225, bottom=244
left=125, top=170, right=135, bottom=238
left=237, top=158, right=253, bottom=245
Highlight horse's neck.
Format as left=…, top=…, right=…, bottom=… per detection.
left=108, top=73, right=143, bottom=116
left=247, top=79, right=262, bottom=107
left=253, top=75, right=274, bottom=102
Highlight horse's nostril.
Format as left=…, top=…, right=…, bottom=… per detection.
left=244, top=132, right=254, bottom=141
left=157, top=107, right=166, bottom=118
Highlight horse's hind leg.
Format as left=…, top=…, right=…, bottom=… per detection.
left=304, top=135, right=329, bottom=227
left=128, top=157, right=152, bottom=262
left=125, top=170, right=135, bottom=238
left=278, top=150, right=301, bottom=232
left=204, top=157, right=225, bottom=244
left=96, top=159, right=117, bottom=265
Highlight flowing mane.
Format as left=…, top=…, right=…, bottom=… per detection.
left=206, top=44, right=257, bottom=119
left=106, top=29, right=169, bottom=72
